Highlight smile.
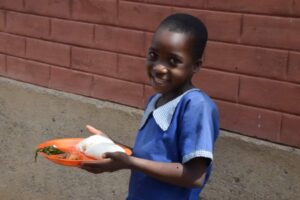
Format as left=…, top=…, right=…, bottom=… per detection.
left=151, top=76, right=169, bottom=86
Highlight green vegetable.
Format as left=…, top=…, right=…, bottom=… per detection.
left=35, top=145, right=65, bottom=162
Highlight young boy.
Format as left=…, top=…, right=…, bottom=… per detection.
left=81, top=13, right=219, bottom=200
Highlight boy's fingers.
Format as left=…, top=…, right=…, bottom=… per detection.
left=103, top=152, right=126, bottom=160
left=85, top=125, right=109, bottom=138
left=86, top=125, right=102, bottom=135
left=102, top=152, right=113, bottom=159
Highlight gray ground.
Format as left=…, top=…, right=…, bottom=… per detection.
left=0, top=77, right=299, bottom=200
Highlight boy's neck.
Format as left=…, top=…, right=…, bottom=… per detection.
left=156, top=84, right=194, bottom=108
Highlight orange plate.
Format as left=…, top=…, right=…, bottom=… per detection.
left=37, top=138, right=132, bottom=167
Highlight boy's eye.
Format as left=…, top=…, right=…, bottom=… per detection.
left=169, top=57, right=180, bottom=66
left=148, top=51, right=157, bottom=60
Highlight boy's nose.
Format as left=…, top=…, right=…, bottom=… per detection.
left=152, top=64, right=168, bottom=75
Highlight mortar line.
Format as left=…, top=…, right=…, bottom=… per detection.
left=285, top=51, right=290, bottom=77
left=278, top=113, right=283, bottom=143
left=4, top=54, right=7, bottom=73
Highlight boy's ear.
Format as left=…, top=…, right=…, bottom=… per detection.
left=192, top=59, right=202, bottom=73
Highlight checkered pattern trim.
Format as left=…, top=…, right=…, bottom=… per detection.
left=182, top=150, right=213, bottom=164
left=139, top=94, right=160, bottom=129
left=152, top=96, right=182, bottom=131
left=139, top=89, right=199, bottom=131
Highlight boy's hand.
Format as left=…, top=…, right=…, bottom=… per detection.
left=80, top=152, right=131, bottom=173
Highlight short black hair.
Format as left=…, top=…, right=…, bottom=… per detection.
left=157, top=13, right=208, bottom=61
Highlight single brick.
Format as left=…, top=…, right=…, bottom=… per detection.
left=0, top=54, right=5, bottom=75
left=0, top=32, right=26, bottom=57
left=206, top=0, right=293, bottom=16
left=49, top=67, right=93, bottom=96
left=6, top=11, right=50, bottom=39
left=72, top=0, right=117, bottom=25
left=94, top=25, right=116, bottom=52
left=24, top=0, right=71, bottom=18
left=26, top=38, right=70, bottom=67
left=204, top=41, right=288, bottom=80
left=287, top=51, right=300, bottom=83
left=216, top=100, right=281, bottom=142
left=51, top=19, right=94, bottom=46
left=92, top=75, right=144, bottom=108
left=71, top=47, right=117, bottom=76
left=193, top=68, right=239, bottom=102
left=6, top=56, right=50, bottom=87
left=239, top=76, right=300, bottom=115
left=242, top=15, right=300, bottom=51
left=281, top=114, right=300, bottom=148
left=235, top=103, right=281, bottom=142
left=0, top=0, right=23, bottom=11
left=117, top=54, right=148, bottom=84
left=118, top=1, right=172, bottom=31
left=94, top=25, right=145, bottom=56
left=173, top=8, right=242, bottom=43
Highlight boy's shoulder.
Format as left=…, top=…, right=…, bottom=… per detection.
left=182, top=88, right=214, bottom=103
left=180, top=89, right=218, bottom=111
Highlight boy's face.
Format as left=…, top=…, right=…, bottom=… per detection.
left=146, top=29, right=199, bottom=96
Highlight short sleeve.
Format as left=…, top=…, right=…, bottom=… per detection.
left=178, top=94, right=219, bottom=164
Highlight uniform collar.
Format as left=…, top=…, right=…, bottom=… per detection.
left=140, top=88, right=199, bottom=131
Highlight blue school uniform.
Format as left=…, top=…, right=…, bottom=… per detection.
left=127, top=88, right=219, bottom=200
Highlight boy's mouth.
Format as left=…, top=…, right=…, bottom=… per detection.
left=151, top=75, right=169, bottom=86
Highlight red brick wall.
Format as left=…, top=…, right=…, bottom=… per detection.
left=0, top=0, right=299, bottom=148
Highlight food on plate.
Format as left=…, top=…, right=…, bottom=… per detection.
left=84, top=142, right=125, bottom=159
left=35, top=145, right=64, bottom=162
left=35, top=135, right=128, bottom=164
left=76, top=135, right=125, bottom=159
left=57, top=152, right=81, bottom=160
left=76, top=135, right=114, bottom=152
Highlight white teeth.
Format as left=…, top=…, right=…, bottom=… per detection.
left=153, top=77, right=166, bottom=84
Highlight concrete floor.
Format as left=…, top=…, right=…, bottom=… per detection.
left=0, top=77, right=299, bottom=200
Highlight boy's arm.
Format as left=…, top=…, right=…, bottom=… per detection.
left=82, top=125, right=209, bottom=188
left=127, top=155, right=209, bottom=188
left=81, top=152, right=209, bottom=188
